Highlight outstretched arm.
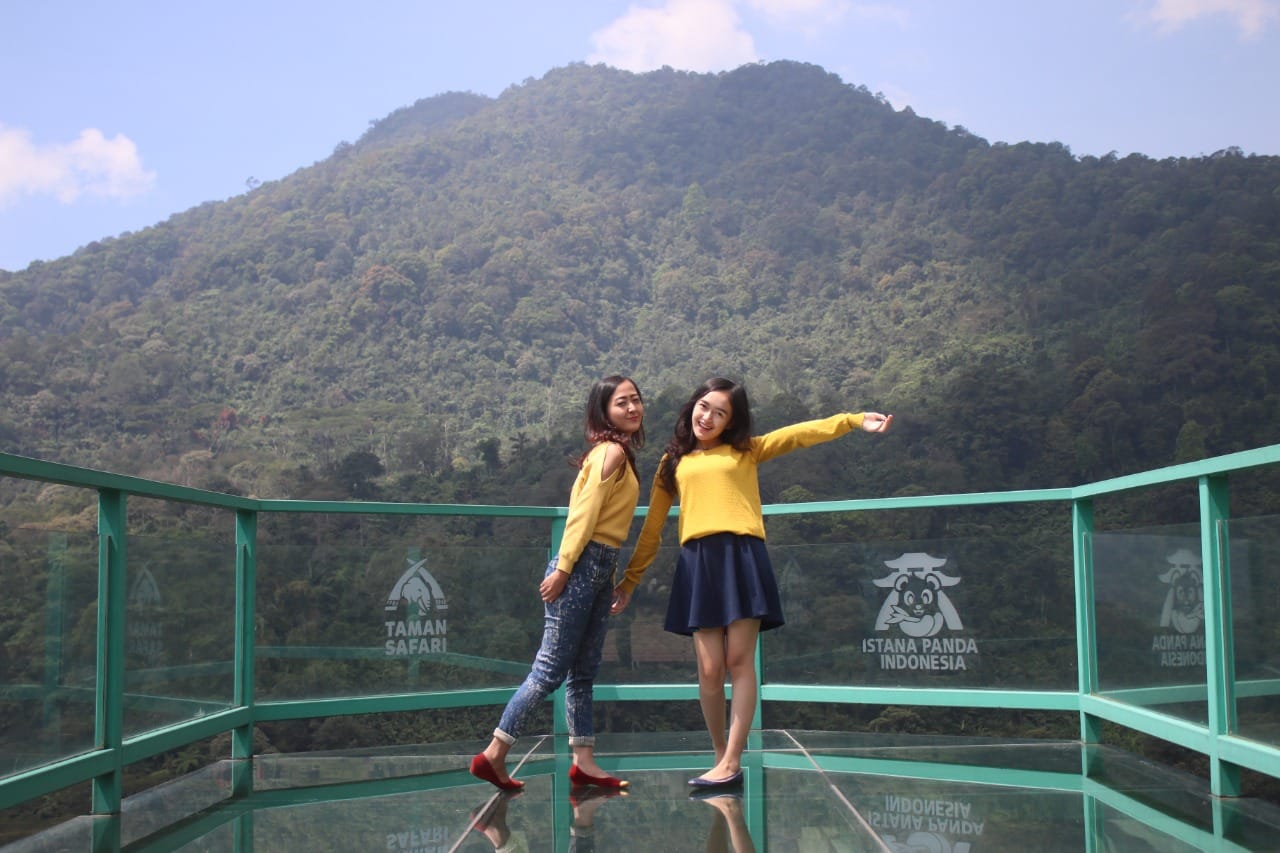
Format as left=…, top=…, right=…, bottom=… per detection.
left=754, top=411, right=893, bottom=462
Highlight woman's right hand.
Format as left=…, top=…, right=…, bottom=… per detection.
left=540, top=569, right=570, bottom=603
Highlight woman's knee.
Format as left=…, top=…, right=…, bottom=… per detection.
left=724, top=649, right=756, bottom=681
left=698, top=659, right=727, bottom=685
left=527, top=660, right=570, bottom=696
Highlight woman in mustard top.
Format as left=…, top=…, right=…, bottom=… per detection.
left=612, top=377, right=891, bottom=788
left=470, top=375, right=646, bottom=792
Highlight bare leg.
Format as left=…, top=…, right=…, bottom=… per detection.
left=572, top=785, right=625, bottom=826
left=703, top=805, right=729, bottom=852
left=698, top=793, right=757, bottom=852
left=572, top=743, right=606, bottom=778
left=705, top=619, right=759, bottom=780
left=479, top=736, right=515, bottom=784
left=471, top=790, right=517, bottom=849
left=692, top=627, right=729, bottom=770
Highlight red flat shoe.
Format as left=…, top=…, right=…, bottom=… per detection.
left=570, top=787, right=627, bottom=807
left=569, top=763, right=628, bottom=789
left=471, top=790, right=522, bottom=832
left=470, top=753, right=525, bottom=791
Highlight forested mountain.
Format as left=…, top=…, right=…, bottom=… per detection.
left=2, top=60, right=1279, bottom=510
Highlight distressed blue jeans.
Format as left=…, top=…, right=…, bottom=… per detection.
left=495, top=541, right=618, bottom=746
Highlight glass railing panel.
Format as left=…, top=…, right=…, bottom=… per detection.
left=123, top=532, right=237, bottom=737
left=1228, top=514, right=1280, bottom=747
left=596, top=545, right=697, bottom=684
left=0, top=519, right=99, bottom=778
left=835, top=772, right=1085, bottom=850
left=759, top=534, right=1078, bottom=690
left=1093, top=523, right=1210, bottom=724
left=255, top=515, right=556, bottom=700
left=252, top=781, right=554, bottom=850
left=119, top=760, right=233, bottom=847
left=1092, top=801, right=1218, bottom=853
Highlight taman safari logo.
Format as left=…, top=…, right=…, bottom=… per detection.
left=127, top=565, right=165, bottom=666
left=384, top=556, right=449, bottom=656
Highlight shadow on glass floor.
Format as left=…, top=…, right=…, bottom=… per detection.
left=8, top=731, right=1280, bottom=852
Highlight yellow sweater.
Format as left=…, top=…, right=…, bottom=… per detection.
left=617, top=413, right=866, bottom=593
left=556, top=442, right=640, bottom=574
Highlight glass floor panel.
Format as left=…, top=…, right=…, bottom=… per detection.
left=7, top=731, right=1280, bottom=851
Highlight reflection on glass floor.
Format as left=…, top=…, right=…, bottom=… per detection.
left=8, top=731, right=1280, bottom=852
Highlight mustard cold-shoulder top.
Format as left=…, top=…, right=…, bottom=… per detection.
left=555, top=441, right=640, bottom=574
left=617, top=413, right=867, bottom=593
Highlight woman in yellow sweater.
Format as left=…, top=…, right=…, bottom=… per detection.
left=612, top=377, right=891, bottom=788
left=471, top=375, right=646, bottom=792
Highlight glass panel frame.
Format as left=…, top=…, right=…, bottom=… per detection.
left=0, top=518, right=99, bottom=779
left=763, top=534, right=1078, bottom=691
left=122, top=532, right=238, bottom=737
left=1228, top=514, right=1280, bottom=748
left=1092, top=524, right=1224, bottom=726
left=254, top=514, right=557, bottom=700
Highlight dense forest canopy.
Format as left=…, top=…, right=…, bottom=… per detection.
left=2, top=60, right=1278, bottom=513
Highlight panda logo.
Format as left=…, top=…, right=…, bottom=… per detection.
left=873, top=553, right=964, bottom=638
left=1158, top=547, right=1203, bottom=635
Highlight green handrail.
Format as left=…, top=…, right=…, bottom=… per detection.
left=2, top=444, right=1280, bottom=825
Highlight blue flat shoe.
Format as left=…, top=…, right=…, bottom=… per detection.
left=688, top=770, right=743, bottom=788
left=690, top=787, right=743, bottom=801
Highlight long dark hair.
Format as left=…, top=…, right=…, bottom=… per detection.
left=658, top=377, right=753, bottom=494
left=573, top=374, right=645, bottom=474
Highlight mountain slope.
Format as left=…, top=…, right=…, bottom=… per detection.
left=2, top=61, right=1278, bottom=504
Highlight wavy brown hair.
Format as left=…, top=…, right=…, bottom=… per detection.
left=657, top=377, right=753, bottom=494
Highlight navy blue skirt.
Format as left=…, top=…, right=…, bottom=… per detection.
left=664, top=532, right=785, bottom=636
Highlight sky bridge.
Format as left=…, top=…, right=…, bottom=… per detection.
left=3, top=446, right=1280, bottom=850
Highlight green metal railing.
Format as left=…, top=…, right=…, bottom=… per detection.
left=3, top=444, right=1280, bottom=828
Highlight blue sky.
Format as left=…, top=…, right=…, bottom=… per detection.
left=3, top=0, right=1278, bottom=272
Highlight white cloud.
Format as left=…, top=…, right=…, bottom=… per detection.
left=745, top=0, right=850, bottom=37
left=746, top=0, right=846, bottom=17
left=0, top=125, right=155, bottom=208
left=745, top=1, right=911, bottom=31
left=1139, top=0, right=1279, bottom=39
left=847, top=3, right=911, bottom=28
left=588, top=0, right=759, bottom=72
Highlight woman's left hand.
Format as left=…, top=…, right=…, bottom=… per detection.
left=862, top=412, right=893, bottom=433
left=540, top=569, right=570, bottom=602
left=611, top=587, right=632, bottom=614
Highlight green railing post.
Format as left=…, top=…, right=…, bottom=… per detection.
left=1200, top=474, right=1240, bottom=797
left=232, top=509, right=257, bottom=789
left=92, top=489, right=126, bottom=820
left=90, top=814, right=122, bottom=852
left=235, top=811, right=254, bottom=853
left=43, top=534, right=67, bottom=754
left=750, top=636, right=764, bottom=746
left=744, top=752, right=766, bottom=844
left=1073, top=497, right=1102, bottom=770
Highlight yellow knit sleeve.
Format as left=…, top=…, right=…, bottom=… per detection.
left=752, top=413, right=865, bottom=463
left=617, top=463, right=675, bottom=593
